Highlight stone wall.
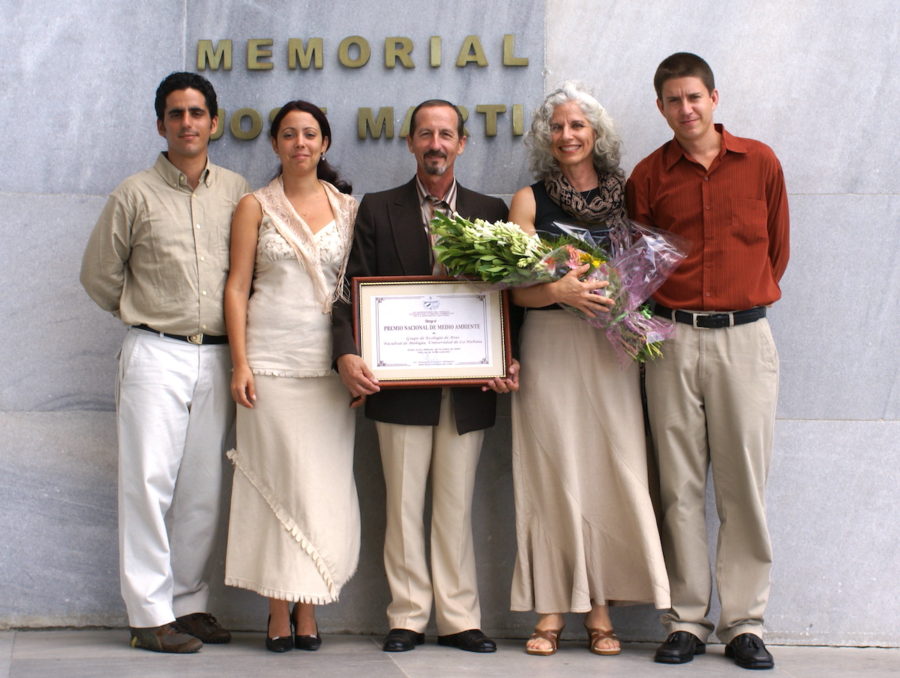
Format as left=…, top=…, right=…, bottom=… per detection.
left=1, top=0, right=897, bottom=646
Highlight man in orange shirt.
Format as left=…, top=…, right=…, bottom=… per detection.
left=626, top=53, right=789, bottom=670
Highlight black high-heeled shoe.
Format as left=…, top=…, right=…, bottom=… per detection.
left=265, top=614, right=294, bottom=653
left=292, top=604, right=322, bottom=651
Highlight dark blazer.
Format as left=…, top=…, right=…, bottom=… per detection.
left=332, top=178, right=509, bottom=434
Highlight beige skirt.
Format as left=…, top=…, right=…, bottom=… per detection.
left=510, top=310, right=670, bottom=613
left=225, top=373, right=359, bottom=603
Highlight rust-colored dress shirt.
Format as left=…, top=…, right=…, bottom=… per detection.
left=626, top=124, right=789, bottom=311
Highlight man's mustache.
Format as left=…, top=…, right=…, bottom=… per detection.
left=425, top=150, right=447, bottom=159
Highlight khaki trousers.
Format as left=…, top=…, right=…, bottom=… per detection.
left=375, top=390, right=485, bottom=635
left=646, top=318, right=778, bottom=643
left=116, top=329, right=233, bottom=627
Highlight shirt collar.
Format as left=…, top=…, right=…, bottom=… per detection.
left=415, top=176, right=458, bottom=209
left=154, top=152, right=213, bottom=189
left=663, top=123, right=748, bottom=171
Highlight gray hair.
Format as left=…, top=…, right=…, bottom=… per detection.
left=526, top=81, right=623, bottom=178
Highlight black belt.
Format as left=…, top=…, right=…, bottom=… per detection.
left=132, top=324, right=228, bottom=345
left=653, top=304, right=766, bottom=329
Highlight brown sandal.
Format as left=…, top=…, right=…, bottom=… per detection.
left=586, top=627, right=621, bottom=655
left=525, top=626, right=564, bottom=656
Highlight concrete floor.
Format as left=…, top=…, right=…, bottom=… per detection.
left=1, top=631, right=898, bottom=678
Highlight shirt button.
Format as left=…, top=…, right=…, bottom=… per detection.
left=703, top=176, right=709, bottom=182
left=202, top=290, right=207, bottom=296
left=200, top=256, right=205, bottom=262
left=704, top=205, right=710, bottom=210
left=202, top=324, right=207, bottom=330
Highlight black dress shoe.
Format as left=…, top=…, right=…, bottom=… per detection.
left=725, top=633, right=774, bottom=670
left=437, top=629, right=497, bottom=653
left=383, top=628, right=425, bottom=652
left=654, top=631, right=706, bottom=664
left=265, top=615, right=293, bottom=653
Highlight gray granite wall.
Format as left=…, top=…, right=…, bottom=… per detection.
left=1, top=0, right=897, bottom=646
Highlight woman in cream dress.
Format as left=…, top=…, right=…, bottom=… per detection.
left=224, top=100, right=359, bottom=653
left=508, top=83, right=670, bottom=656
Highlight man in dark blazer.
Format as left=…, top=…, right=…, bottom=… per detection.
left=332, top=99, right=517, bottom=654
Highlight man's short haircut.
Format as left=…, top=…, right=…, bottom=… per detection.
left=408, top=99, right=466, bottom=138
left=653, top=52, right=716, bottom=99
left=154, top=72, right=218, bottom=121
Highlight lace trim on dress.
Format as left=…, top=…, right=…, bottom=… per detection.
left=222, top=575, right=341, bottom=605
left=226, top=447, right=344, bottom=603
left=253, top=177, right=358, bottom=313
left=250, top=367, right=334, bottom=379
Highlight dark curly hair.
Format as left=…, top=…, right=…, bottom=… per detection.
left=154, top=72, right=218, bottom=121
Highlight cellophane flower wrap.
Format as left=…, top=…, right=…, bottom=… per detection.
left=430, top=212, right=687, bottom=363
left=540, top=221, right=687, bottom=363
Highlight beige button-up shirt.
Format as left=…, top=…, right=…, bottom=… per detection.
left=81, top=153, right=250, bottom=336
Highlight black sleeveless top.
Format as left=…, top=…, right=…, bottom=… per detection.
left=529, top=181, right=611, bottom=311
left=531, top=181, right=613, bottom=247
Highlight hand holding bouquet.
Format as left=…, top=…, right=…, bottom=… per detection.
left=430, top=213, right=687, bottom=363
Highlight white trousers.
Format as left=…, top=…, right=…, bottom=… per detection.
left=375, top=390, right=485, bottom=635
left=116, top=328, right=233, bottom=627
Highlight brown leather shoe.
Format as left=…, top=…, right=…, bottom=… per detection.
left=129, top=623, right=202, bottom=653
left=175, top=612, right=232, bottom=644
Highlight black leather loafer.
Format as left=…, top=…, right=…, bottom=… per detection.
left=383, top=628, right=425, bottom=652
left=437, top=628, right=497, bottom=653
left=654, top=631, right=706, bottom=664
left=725, top=633, right=774, bottom=670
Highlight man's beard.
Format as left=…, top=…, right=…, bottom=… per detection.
left=423, top=151, right=448, bottom=175
left=424, top=163, right=448, bottom=176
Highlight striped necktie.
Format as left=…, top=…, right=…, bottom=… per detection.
left=425, top=196, right=451, bottom=275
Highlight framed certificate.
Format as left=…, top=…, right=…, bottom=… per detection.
left=353, top=276, right=512, bottom=387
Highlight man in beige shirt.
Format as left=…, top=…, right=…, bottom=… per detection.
left=81, top=72, right=249, bottom=653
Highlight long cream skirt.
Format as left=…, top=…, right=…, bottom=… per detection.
left=225, top=373, right=359, bottom=603
left=510, top=310, right=670, bottom=613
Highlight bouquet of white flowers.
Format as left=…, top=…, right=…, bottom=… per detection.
left=430, top=212, right=687, bottom=363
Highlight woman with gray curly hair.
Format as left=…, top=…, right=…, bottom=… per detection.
left=507, top=82, right=669, bottom=657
